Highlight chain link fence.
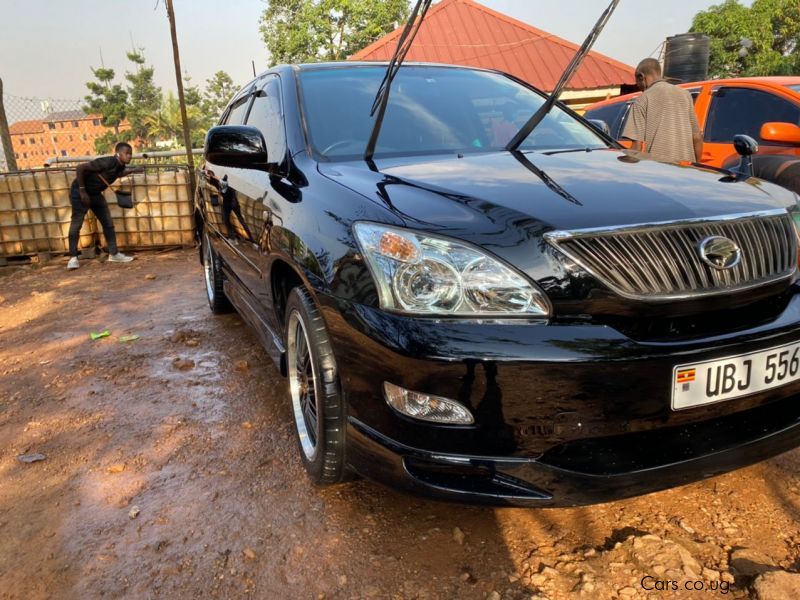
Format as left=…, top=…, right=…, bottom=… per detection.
left=0, top=91, right=127, bottom=172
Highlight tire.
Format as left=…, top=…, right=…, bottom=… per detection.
left=285, top=287, right=347, bottom=484
left=203, top=230, right=233, bottom=314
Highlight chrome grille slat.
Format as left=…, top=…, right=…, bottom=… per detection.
left=746, top=220, right=764, bottom=279
left=782, top=219, right=795, bottom=271
left=773, top=223, right=786, bottom=271
left=548, top=211, right=797, bottom=300
left=677, top=226, right=710, bottom=288
left=749, top=220, right=769, bottom=278
left=598, top=238, right=644, bottom=293
left=647, top=231, right=682, bottom=291
left=656, top=230, right=692, bottom=291
left=616, top=235, right=657, bottom=292
left=764, top=221, right=782, bottom=272
left=737, top=222, right=754, bottom=281
left=761, top=219, right=774, bottom=274
left=631, top=233, right=670, bottom=292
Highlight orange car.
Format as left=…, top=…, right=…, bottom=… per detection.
left=585, top=77, right=800, bottom=188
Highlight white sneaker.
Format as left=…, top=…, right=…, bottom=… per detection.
left=67, top=256, right=80, bottom=270
left=108, top=252, right=134, bottom=263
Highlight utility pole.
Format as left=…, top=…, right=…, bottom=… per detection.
left=0, top=78, right=18, bottom=172
left=165, top=0, right=196, bottom=198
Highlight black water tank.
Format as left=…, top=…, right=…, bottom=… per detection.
left=663, top=33, right=710, bottom=83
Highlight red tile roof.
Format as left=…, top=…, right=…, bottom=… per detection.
left=9, top=119, right=43, bottom=135
left=349, top=0, right=635, bottom=91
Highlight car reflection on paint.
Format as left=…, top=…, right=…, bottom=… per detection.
left=195, top=62, right=800, bottom=506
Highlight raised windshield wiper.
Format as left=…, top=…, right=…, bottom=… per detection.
left=505, top=0, right=620, bottom=152
left=541, top=147, right=606, bottom=156
left=511, top=151, right=582, bottom=206
left=364, top=0, right=432, bottom=165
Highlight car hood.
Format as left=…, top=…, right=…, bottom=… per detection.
left=319, top=149, right=796, bottom=233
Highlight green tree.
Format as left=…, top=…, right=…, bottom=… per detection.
left=144, top=91, right=209, bottom=149
left=183, top=73, right=202, bottom=108
left=83, top=66, right=128, bottom=148
left=125, top=49, right=162, bottom=146
left=691, top=0, right=800, bottom=77
left=260, top=0, right=410, bottom=65
left=202, top=70, right=236, bottom=120
left=143, top=91, right=183, bottom=148
left=184, top=72, right=215, bottom=143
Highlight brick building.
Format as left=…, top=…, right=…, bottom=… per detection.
left=9, top=110, right=129, bottom=170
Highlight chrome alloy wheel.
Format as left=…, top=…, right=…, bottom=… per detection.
left=203, top=233, right=215, bottom=303
left=287, top=309, right=319, bottom=460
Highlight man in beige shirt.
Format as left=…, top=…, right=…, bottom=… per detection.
left=622, top=58, right=703, bottom=163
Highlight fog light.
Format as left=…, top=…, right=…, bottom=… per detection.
left=383, top=382, right=474, bottom=424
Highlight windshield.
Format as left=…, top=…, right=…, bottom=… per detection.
left=298, top=66, right=608, bottom=160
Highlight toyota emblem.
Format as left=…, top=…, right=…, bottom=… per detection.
left=698, top=236, right=742, bottom=270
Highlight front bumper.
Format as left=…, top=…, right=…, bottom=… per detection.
left=347, top=395, right=800, bottom=506
left=319, top=292, right=800, bottom=506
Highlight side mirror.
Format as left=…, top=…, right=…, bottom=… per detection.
left=587, top=119, right=610, bottom=136
left=205, top=125, right=268, bottom=169
left=760, top=122, right=800, bottom=146
left=732, top=134, right=758, bottom=179
left=733, top=134, right=758, bottom=157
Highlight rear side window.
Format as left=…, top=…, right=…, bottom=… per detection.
left=704, top=87, right=800, bottom=143
left=246, top=76, right=287, bottom=166
left=584, top=102, right=631, bottom=139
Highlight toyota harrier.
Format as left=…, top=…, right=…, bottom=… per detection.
left=195, top=62, right=800, bottom=506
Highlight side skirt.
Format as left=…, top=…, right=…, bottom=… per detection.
left=222, top=273, right=287, bottom=376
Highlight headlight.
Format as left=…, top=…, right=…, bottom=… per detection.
left=353, top=222, right=551, bottom=316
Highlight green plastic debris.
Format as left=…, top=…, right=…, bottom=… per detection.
left=90, top=330, right=111, bottom=341
left=119, top=334, right=140, bottom=343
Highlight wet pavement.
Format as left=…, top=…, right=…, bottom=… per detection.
left=1, top=249, right=800, bottom=599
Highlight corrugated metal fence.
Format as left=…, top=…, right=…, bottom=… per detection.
left=0, top=165, right=195, bottom=258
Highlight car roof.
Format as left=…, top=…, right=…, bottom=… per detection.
left=586, top=75, right=800, bottom=111
left=235, top=61, right=509, bottom=97
left=291, top=60, right=502, bottom=73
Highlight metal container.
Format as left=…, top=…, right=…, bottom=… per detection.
left=0, top=169, right=94, bottom=256
left=0, top=165, right=194, bottom=258
left=663, top=33, right=710, bottom=83
left=101, top=167, right=195, bottom=250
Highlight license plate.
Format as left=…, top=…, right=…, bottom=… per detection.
left=672, top=340, right=800, bottom=410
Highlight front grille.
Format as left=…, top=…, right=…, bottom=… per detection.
left=546, top=210, right=798, bottom=299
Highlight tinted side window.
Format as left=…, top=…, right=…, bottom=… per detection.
left=224, top=97, right=252, bottom=125
left=246, top=76, right=287, bottom=164
left=705, top=87, right=800, bottom=143
left=585, top=102, right=630, bottom=139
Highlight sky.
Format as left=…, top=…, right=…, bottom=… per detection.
left=0, top=0, right=752, bottom=102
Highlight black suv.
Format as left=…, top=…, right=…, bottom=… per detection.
left=196, top=62, right=800, bottom=506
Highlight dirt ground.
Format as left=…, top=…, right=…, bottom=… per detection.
left=2, top=249, right=800, bottom=600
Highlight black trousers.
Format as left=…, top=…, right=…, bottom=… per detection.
left=68, top=193, right=119, bottom=257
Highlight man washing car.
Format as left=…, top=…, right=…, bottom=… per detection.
left=67, top=142, right=139, bottom=270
